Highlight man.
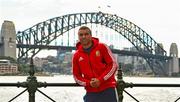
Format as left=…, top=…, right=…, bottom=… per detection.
left=72, top=26, right=118, bottom=102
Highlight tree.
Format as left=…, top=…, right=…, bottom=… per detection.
left=0, top=56, right=17, bottom=63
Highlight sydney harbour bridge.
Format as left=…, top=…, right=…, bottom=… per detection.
left=0, top=12, right=179, bottom=76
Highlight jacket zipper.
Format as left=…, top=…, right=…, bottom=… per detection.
left=88, top=53, right=100, bottom=91
left=87, top=53, right=95, bottom=77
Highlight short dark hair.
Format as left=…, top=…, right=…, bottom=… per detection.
left=78, top=26, right=92, bottom=35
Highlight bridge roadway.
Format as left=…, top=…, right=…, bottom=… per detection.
left=17, top=44, right=171, bottom=60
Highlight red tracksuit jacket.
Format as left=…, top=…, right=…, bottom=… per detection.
left=72, top=37, right=118, bottom=92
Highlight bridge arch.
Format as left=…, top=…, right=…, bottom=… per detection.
left=16, top=12, right=169, bottom=76
left=17, top=12, right=166, bottom=59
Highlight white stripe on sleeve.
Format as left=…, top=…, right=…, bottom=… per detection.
left=103, top=44, right=117, bottom=81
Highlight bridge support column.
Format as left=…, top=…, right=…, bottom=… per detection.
left=0, top=20, right=16, bottom=59
left=168, top=43, right=179, bottom=76
left=168, top=57, right=179, bottom=76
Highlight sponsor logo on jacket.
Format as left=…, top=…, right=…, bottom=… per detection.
left=79, top=57, right=84, bottom=62
left=96, top=50, right=100, bottom=57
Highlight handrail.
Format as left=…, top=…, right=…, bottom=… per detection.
left=133, top=83, right=180, bottom=87
left=1, top=82, right=180, bottom=87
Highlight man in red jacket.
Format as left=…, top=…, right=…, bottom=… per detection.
left=72, top=26, right=118, bottom=102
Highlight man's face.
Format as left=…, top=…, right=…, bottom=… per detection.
left=78, top=29, right=92, bottom=46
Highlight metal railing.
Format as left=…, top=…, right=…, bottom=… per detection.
left=0, top=59, right=180, bottom=102
left=116, top=71, right=180, bottom=102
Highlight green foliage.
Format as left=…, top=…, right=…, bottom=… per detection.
left=18, top=64, right=30, bottom=74
left=0, top=56, right=17, bottom=63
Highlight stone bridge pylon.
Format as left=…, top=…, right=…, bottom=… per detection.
left=0, top=20, right=16, bottom=60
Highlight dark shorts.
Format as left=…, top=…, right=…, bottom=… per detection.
left=83, top=88, right=118, bottom=102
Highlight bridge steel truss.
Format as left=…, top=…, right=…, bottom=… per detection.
left=16, top=12, right=169, bottom=76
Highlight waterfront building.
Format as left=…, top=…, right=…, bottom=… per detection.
left=0, top=59, right=18, bottom=74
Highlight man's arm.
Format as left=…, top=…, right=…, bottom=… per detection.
left=97, top=44, right=118, bottom=83
left=72, top=54, right=91, bottom=87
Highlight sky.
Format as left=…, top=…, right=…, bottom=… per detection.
left=0, top=0, right=180, bottom=57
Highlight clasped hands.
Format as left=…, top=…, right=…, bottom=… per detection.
left=90, top=78, right=100, bottom=88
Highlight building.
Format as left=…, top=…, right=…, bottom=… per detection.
left=0, top=59, right=18, bottom=74
left=33, top=57, right=48, bottom=68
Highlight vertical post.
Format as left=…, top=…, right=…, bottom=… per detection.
left=27, top=57, right=37, bottom=102
left=116, top=69, right=124, bottom=102
left=29, top=58, right=35, bottom=76
left=27, top=76, right=37, bottom=102
left=116, top=63, right=124, bottom=102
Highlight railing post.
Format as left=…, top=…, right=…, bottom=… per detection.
left=116, top=63, right=135, bottom=102
left=27, top=76, right=37, bottom=102
left=116, top=65, right=124, bottom=102
left=27, top=57, right=38, bottom=102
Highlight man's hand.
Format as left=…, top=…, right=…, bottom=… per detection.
left=90, top=78, right=100, bottom=88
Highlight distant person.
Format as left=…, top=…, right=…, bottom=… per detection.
left=72, top=26, right=118, bottom=102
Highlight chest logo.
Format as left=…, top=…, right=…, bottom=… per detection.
left=96, top=50, right=100, bottom=57
left=79, top=57, right=84, bottom=62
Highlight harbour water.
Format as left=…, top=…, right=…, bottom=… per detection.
left=0, top=75, right=180, bottom=102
